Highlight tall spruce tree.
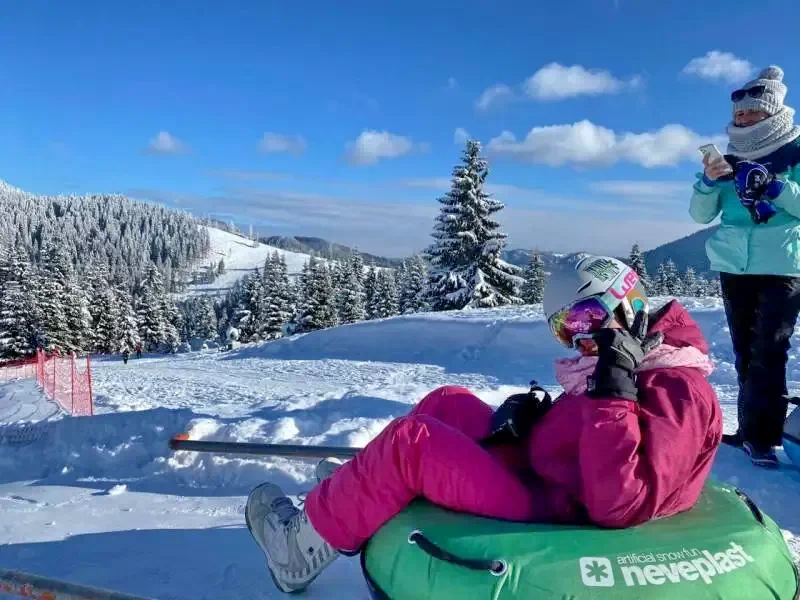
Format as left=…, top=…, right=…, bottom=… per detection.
left=136, top=262, right=168, bottom=350
left=628, top=243, right=652, bottom=293
left=364, top=265, right=378, bottom=319
left=399, top=254, right=428, bottom=314
left=521, top=252, right=546, bottom=304
left=297, top=262, right=338, bottom=332
left=116, top=287, right=142, bottom=353
left=684, top=266, right=698, bottom=296
left=0, top=248, right=36, bottom=358
left=426, top=140, right=522, bottom=310
left=339, top=254, right=366, bottom=324
left=371, top=270, right=399, bottom=319
left=663, top=259, right=683, bottom=296
left=38, top=240, right=73, bottom=352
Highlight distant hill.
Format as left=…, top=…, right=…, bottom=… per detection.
left=261, top=235, right=402, bottom=267
left=642, top=227, right=716, bottom=276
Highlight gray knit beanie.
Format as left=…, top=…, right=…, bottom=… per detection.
left=733, top=65, right=787, bottom=116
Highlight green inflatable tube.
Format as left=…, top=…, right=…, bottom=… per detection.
left=362, top=482, right=799, bottom=599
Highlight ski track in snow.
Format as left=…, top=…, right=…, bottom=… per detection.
left=2, top=297, right=800, bottom=598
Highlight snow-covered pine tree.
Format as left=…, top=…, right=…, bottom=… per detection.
left=683, top=267, right=698, bottom=297
left=707, top=275, right=722, bottom=297
left=63, top=276, right=92, bottom=351
left=426, top=140, right=522, bottom=310
left=115, top=287, right=141, bottom=353
left=136, top=262, right=168, bottom=350
left=654, top=263, right=667, bottom=296
left=663, top=259, right=683, bottom=296
left=194, top=296, right=219, bottom=341
left=399, top=254, right=428, bottom=313
left=694, top=275, right=709, bottom=298
left=0, top=248, right=35, bottom=359
left=520, top=252, right=546, bottom=304
left=364, top=265, right=378, bottom=319
left=628, top=243, right=652, bottom=293
left=339, top=255, right=366, bottom=324
left=297, top=262, right=338, bottom=332
left=262, top=252, right=291, bottom=340
left=162, top=299, right=182, bottom=351
left=371, top=269, right=399, bottom=319
left=93, top=286, right=122, bottom=353
left=331, top=260, right=349, bottom=322
left=38, top=240, right=73, bottom=352
left=238, top=269, right=265, bottom=342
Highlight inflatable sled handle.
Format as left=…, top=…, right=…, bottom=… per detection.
left=407, top=530, right=507, bottom=576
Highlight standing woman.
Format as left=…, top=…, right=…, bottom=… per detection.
left=690, top=65, right=800, bottom=468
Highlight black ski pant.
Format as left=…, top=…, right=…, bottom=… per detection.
left=720, top=272, right=800, bottom=448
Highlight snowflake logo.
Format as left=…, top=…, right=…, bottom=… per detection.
left=579, top=557, right=615, bottom=587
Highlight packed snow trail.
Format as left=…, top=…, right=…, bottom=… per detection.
left=1, top=298, right=799, bottom=598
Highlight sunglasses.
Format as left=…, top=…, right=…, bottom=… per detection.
left=548, top=296, right=613, bottom=349
left=731, top=85, right=766, bottom=103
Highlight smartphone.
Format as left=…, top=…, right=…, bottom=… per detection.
left=698, top=144, right=733, bottom=174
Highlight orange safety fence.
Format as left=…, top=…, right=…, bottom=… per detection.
left=0, top=357, right=38, bottom=382
left=0, top=350, right=93, bottom=417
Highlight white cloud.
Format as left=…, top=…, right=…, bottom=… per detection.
left=486, top=120, right=726, bottom=168
left=447, top=77, right=458, bottom=90
left=454, top=127, right=470, bottom=145
left=475, top=84, right=516, bottom=111
left=588, top=180, right=691, bottom=203
left=259, top=133, right=307, bottom=155
left=682, top=51, right=754, bottom=83
left=525, top=63, right=640, bottom=100
left=145, top=131, right=188, bottom=155
left=345, top=130, right=418, bottom=166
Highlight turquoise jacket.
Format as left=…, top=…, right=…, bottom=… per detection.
left=689, top=139, right=800, bottom=276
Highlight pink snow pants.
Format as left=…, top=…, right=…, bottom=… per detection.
left=304, top=386, right=540, bottom=552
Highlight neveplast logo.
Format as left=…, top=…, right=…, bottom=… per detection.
left=579, top=542, right=755, bottom=588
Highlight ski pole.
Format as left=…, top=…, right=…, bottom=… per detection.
left=0, top=569, right=152, bottom=600
left=169, top=434, right=361, bottom=460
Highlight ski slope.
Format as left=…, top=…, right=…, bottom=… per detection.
left=183, top=227, right=314, bottom=298
left=1, top=297, right=800, bottom=599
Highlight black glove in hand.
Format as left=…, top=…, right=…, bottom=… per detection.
left=586, top=310, right=664, bottom=402
left=486, top=381, right=553, bottom=445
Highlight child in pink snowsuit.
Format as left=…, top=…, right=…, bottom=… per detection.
left=245, top=255, right=722, bottom=593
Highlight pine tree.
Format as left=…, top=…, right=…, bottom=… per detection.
left=371, top=270, right=399, bottom=319
left=0, top=248, right=35, bottom=358
left=38, top=240, right=73, bottom=352
left=94, top=286, right=122, bottom=353
left=655, top=263, right=667, bottom=295
left=364, top=265, right=378, bottom=319
left=262, top=252, right=292, bottom=339
left=163, top=299, right=182, bottom=351
left=707, top=275, right=722, bottom=297
left=684, top=267, right=698, bottom=297
left=399, top=254, right=428, bottom=314
left=694, top=275, right=709, bottom=297
left=426, top=140, right=522, bottom=310
left=628, top=243, right=652, bottom=293
left=663, top=259, right=683, bottom=296
left=339, top=254, right=366, bottom=324
left=297, top=262, right=338, bottom=332
left=136, top=262, right=167, bottom=350
left=116, top=287, right=141, bottom=353
left=195, top=296, right=219, bottom=340
left=63, top=277, right=92, bottom=351
left=521, top=252, right=546, bottom=304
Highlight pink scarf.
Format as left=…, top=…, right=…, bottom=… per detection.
left=554, top=344, right=714, bottom=396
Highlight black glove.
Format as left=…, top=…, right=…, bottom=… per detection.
left=484, top=381, right=553, bottom=445
left=586, top=310, right=664, bottom=402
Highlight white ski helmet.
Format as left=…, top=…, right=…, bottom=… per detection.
left=543, top=255, right=649, bottom=346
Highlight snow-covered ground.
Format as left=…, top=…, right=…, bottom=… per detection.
left=2, top=297, right=800, bottom=599
left=182, top=227, right=314, bottom=299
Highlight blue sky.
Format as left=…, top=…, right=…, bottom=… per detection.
left=1, top=0, right=798, bottom=257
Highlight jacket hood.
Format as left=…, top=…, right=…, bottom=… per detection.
left=647, top=300, right=709, bottom=354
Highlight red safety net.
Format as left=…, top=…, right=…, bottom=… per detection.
left=0, top=350, right=94, bottom=417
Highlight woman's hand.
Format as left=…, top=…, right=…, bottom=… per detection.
left=703, top=153, right=733, bottom=181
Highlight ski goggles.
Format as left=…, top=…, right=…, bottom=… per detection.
left=548, top=296, right=613, bottom=349
left=731, top=85, right=766, bottom=103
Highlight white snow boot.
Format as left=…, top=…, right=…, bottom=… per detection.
left=245, top=483, right=338, bottom=593
left=315, top=456, right=344, bottom=484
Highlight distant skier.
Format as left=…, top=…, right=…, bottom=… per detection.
left=122, top=350, right=129, bottom=365
left=244, top=256, right=722, bottom=593
left=135, top=343, right=142, bottom=359
left=690, top=65, right=800, bottom=468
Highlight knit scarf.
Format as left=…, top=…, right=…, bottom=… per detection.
left=554, top=343, right=714, bottom=396
left=726, top=106, right=800, bottom=160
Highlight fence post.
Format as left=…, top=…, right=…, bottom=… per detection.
left=86, top=355, right=94, bottom=416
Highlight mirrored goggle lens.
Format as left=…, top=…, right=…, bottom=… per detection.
left=549, top=297, right=611, bottom=348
